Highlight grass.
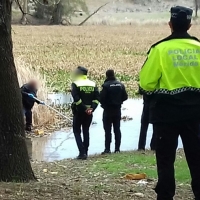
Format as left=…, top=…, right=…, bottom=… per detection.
left=0, top=151, right=194, bottom=199
left=88, top=151, right=190, bottom=183
left=12, top=25, right=200, bottom=96
left=12, top=24, right=200, bottom=125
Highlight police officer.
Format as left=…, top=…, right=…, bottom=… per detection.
left=71, top=66, right=99, bottom=160
left=138, top=94, right=156, bottom=151
left=139, top=6, right=200, bottom=200
left=100, top=70, right=128, bottom=154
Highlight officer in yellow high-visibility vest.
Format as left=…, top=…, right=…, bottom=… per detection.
left=71, top=66, right=99, bottom=160
left=139, top=6, right=200, bottom=200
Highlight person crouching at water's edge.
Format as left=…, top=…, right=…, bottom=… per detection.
left=21, top=80, right=44, bottom=132
left=139, top=6, right=200, bottom=200
left=100, top=69, right=128, bottom=154
left=71, top=66, right=100, bottom=160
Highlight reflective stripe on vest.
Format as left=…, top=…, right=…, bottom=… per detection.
left=74, top=77, right=96, bottom=94
left=74, top=79, right=96, bottom=87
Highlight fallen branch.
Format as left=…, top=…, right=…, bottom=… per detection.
left=78, top=2, right=109, bottom=26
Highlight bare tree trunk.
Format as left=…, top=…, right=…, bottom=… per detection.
left=21, top=0, right=28, bottom=24
left=0, top=0, right=35, bottom=182
left=51, top=2, right=62, bottom=24
left=195, top=0, right=198, bottom=17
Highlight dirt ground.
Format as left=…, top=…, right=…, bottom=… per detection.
left=0, top=152, right=195, bottom=200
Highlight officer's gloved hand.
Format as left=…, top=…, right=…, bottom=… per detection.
left=28, top=93, right=34, bottom=98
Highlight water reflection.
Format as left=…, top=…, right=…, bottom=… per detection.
left=26, top=99, right=183, bottom=162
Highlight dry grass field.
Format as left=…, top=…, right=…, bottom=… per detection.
left=13, top=24, right=200, bottom=95
left=13, top=24, right=200, bottom=125
left=13, top=23, right=200, bottom=127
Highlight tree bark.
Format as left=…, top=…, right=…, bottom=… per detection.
left=195, top=0, right=198, bottom=17
left=21, top=0, right=28, bottom=25
left=51, top=2, right=62, bottom=24
left=0, top=0, right=35, bottom=182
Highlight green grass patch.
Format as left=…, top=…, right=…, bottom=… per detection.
left=116, top=73, right=139, bottom=82
left=43, top=69, right=139, bottom=96
left=42, top=69, right=71, bottom=92
left=87, top=151, right=191, bottom=183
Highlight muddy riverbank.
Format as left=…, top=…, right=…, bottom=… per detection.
left=26, top=99, right=183, bottom=162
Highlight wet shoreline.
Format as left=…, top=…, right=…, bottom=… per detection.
left=26, top=99, right=183, bottom=162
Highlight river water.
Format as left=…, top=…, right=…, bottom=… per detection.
left=27, top=99, right=183, bottom=162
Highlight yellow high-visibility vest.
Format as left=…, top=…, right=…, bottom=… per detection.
left=140, top=39, right=200, bottom=95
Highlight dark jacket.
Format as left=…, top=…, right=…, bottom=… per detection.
left=21, top=84, right=40, bottom=110
left=71, top=75, right=100, bottom=113
left=143, top=94, right=150, bottom=105
left=141, top=32, right=200, bottom=123
left=100, top=78, right=128, bottom=110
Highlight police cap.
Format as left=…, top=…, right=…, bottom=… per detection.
left=76, top=66, right=88, bottom=75
left=170, top=6, right=193, bottom=24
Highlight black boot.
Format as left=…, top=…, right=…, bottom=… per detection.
left=138, top=148, right=145, bottom=151
left=101, top=150, right=111, bottom=155
left=76, top=153, right=87, bottom=160
left=114, top=149, right=120, bottom=153
left=25, top=125, right=32, bottom=132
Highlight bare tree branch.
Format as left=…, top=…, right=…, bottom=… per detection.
left=78, top=2, right=109, bottom=26
left=14, top=0, right=35, bottom=17
left=32, top=0, right=61, bottom=7
left=14, top=0, right=61, bottom=20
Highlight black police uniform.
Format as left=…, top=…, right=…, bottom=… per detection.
left=100, top=77, right=128, bottom=152
left=21, top=83, right=40, bottom=130
left=71, top=67, right=99, bottom=158
left=138, top=95, right=156, bottom=150
left=139, top=6, right=200, bottom=200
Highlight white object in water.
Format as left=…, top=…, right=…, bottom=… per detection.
left=47, top=93, right=73, bottom=106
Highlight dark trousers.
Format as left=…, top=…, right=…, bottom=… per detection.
left=199, top=124, right=200, bottom=139
left=73, top=112, right=93, bottom=155
left=103, top=109, right=121, bottom=151
left=154, top=121, right=200, bottom=200
left=138, top=122, right=156, bottom=150
left=23, top=108, right=32, bottom=127
left=138, top=103, right=156, bottom=150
